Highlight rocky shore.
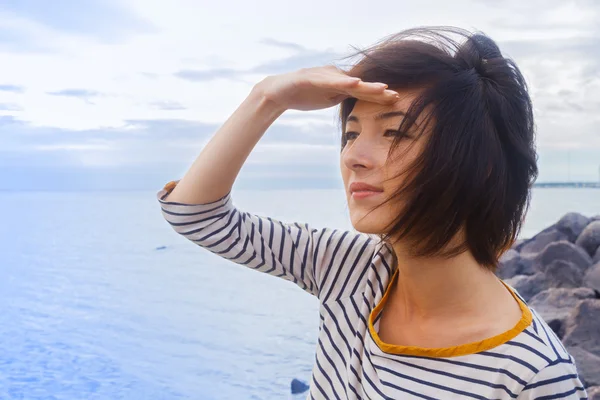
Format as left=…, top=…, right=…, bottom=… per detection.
left=498, top=213, right=600, bottom=395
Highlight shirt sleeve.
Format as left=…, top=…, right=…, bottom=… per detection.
left=156, top=180, right=376, bottom=299
left=518, top=359, right=587, bottom=400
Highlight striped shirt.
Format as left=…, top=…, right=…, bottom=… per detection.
left=157, top=182, right=587, bottom=399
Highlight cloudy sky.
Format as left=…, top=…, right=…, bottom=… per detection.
left=0, top=0, right=598, bottom=190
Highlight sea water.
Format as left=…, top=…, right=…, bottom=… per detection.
left=1, top=188, right=598, bottom=399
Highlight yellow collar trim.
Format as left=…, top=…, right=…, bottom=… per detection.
left=367, top=268, right=533, bottom=358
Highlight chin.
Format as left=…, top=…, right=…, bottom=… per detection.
left=350, top=213, right=387, bottom=235
left=353, top=225, right=384, bottom=235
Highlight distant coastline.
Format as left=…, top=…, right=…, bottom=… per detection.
left=533, top=182, right=600, bottom=188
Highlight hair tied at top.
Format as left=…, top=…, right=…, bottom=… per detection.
left=470, top=33, right=502, bottom=60
left=338, top=26, right=538, bottom=268
left=457, top=33, right=502, bottom=77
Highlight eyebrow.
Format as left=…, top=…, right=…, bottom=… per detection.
left=346, top=111, right=405, bottom=123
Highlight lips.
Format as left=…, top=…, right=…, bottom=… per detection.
left=349, top=182, right=384, bottom=199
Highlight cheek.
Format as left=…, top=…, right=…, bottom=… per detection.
left=381, top=142, right=421, bottom=186
left=340, top=158, right=350, bottom=184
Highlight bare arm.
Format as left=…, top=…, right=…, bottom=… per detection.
left=163, top=66, right=400, bottom=205
left=164, top=87, right=284, bottom=204
left=157, top=66, right=399, bottom=297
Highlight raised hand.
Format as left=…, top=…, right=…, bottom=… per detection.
left=255, top=65, right=399, bottom=112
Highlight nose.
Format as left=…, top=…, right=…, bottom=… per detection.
left=342, top=134, right=377, bottom=172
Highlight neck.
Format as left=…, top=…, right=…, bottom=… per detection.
left=389, top=241, right=505, bottom=321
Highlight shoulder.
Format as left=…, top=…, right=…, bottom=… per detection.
left=518, top=358, right=586, bottom=399
left=510, top=310, right=587, bottom=398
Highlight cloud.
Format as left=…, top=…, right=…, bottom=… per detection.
left=0, top=0, right=155, bottom=43
left=1, top=0, right=599, bottom=190
left=0, top=103, right=22, bottom=111
left=0, top=84, right=24, bottom=93
left=149, top=101, right=187, bottom=111
left=0, top=115, right=338, bottom=161
left=0, top=114, right=345, bottom=190
left=501, top=37, right=600, bottom=65
left=174, top=68, right=243, bottom=82
left=33, top=143, right=113, bottom=152
left=250, top=49, right=344, bottom=74
left=0, top=113, right=597, bottom=190
left=259, top=38, right=307, bottom=52
left=0, top=115, right=23, bottom=126
left=47, top=89, right=103, bottom=98
left=174, top=45, right=342, bottom=82
left=0, top=24, right=47, bottom=53
left=46, top=89, right=104, bottom=104
left=140, top=72, right=160, bottom=80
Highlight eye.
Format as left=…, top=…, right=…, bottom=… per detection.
left=384, top=129, right=411, bottom=139
left=342, top=130, right=412, bottom=145
left=343, top=131, right=359, bottom=142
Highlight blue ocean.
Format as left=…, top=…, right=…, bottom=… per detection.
left=1, top=188, right=599, bottom=399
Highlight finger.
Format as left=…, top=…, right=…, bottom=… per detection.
left=312, top=75, right=361, bottom=91
left=353, top=80, right=391, bottom=93
left=330, top=79, right=388, bottom=92
left=345, top=80, right=396, bottom=95
left=311, top=75, right=398, bottom=104
left=335, top=77, right=362, bottom=89
left=350, top=88, right=400, bottom=105
left=315, top=79, right=391, bottom=105
left=313, top=73, right=386, bottom=92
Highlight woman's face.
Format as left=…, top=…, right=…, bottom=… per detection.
left=340, top=90, right=428, bottom=234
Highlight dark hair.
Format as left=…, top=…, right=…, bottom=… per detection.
left=338, top=27, right=538, bottom=270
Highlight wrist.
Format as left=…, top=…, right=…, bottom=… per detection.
left=250, top=81, right=287, bottom=117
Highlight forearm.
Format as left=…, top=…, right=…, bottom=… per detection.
left=164, top=85, right=285, bottom=204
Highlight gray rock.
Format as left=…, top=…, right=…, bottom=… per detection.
left=576, top=220, right=600, bottom=257
left=506, top=215, right=600, bottom=395
left=498, top=250, right=520, bottom=279
left=556, top=212, right=591, bottom=242
left=584, top=263, right=600, bottom=293
left=533, top=240, right=593, bottom=274
left=505, top=273, right=548, bottom=302
left=511, top=238, right=528, bottom=252
left=563, top=299, right=600, bottom=358
left=521, top=229, right=569, bottom=258
left=529, top=288, right=596, bottom=338
left=588, top=386, right=600, bottom=400
left=568, top=347, right=600, bottom=388
left=521, top=259, right=536, bottom=276
left=291, top=378, right=310, bottom=394
left=544, top=260, right=584, bottom=289
left=497, top=249, right=535, bottom=279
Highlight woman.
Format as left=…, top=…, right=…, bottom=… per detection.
left=157, top=28, right=586, bottom=399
